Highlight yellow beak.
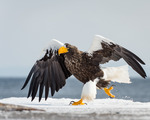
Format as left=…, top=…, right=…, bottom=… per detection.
left=58, top=46, right=69, bottom=55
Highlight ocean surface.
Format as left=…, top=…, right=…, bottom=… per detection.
left=0, top=77, right=150, bottom=102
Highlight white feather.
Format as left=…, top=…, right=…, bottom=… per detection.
left=39, top=39, right=64, bottom=60
left=88, top=35, right=115, bottom=54
left=102, top=65, right=131, bottom=84
left=43, top=39, right=64, bottom=51
left=81, top=78, right=99, bottom=101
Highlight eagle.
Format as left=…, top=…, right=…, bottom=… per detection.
left=22, top=35, right=147, bottom=105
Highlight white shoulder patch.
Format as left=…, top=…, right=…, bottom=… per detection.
left=88, top=35, right=115, bottom=54
left=39, top=39, right=64, bottom=60
left=43, top=39, right=64, bottom=51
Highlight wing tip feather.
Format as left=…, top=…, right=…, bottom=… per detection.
left=22, top=44, right=71, bottom=102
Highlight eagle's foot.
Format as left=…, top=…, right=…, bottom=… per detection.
left=104, top=86, right=115, bottom=98
left=69, top=99, right=87, bottom=105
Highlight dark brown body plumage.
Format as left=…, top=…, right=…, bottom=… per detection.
left=64, top=43, right=109, bottom=88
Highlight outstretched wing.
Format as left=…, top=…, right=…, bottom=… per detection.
left=88, top=35, right=147, bottom=78
left=21, top=39, right=72, bottom=101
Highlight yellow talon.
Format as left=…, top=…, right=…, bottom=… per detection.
left=108, top=86, right=114, bottom=90
left=71, top=99, right=86, bottom=105
left=104, top=86, right=115, bottom=98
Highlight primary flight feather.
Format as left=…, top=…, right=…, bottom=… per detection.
left=22, top=35, right=147, bottom=105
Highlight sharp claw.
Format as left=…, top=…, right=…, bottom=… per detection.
left=109, top=96, right=115, bottom=99
left=69, top=101, right=75, bottom=105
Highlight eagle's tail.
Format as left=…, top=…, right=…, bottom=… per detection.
left=102, top=65, right=131, bottom=84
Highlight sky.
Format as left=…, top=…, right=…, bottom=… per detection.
left=0, top=0, right=150, bottom=78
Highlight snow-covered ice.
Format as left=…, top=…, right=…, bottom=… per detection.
left=0, top=97, right=150, bottom=120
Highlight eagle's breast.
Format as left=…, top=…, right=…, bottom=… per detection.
left=64, top=52, right=103, bottom=83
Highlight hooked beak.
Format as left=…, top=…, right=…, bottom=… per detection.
left=58, top=46, right=69, bottom=55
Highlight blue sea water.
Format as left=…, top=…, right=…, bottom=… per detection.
left=0, top=77, right=149, bottom=102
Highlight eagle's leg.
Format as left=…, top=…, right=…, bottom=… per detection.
left=104, top=86, right=115, bottom=98
left=70, top=99, right=86, bottom=105
left=70, top=80, right=98, bottom=105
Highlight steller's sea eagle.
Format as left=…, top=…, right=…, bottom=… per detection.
left=22, top=35, right=147, bottom=105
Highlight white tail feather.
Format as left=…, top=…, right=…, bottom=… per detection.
left=102, top=65, right=131, bottom=83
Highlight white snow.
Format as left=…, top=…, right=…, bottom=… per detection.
left=102, top=65, right=131, bottom=83
left=88, top=35, right=115, bottom=54
left=0, top=97, right=150, bottom=112
left=0, top=97, right=150, bottom=120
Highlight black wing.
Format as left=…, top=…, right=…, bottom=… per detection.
left=89, top=36, right=147, bottom=78
left=21, top=49, right=71, bottom=102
